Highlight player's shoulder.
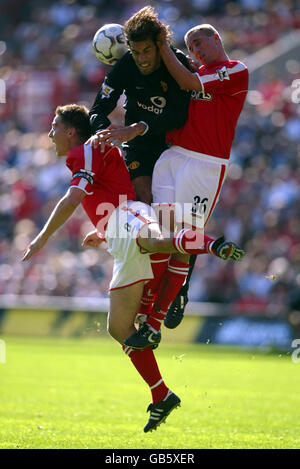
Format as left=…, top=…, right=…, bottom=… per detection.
left=105, top=51, right=136, bottom=86
left=226, top=60, right=248, bottom=73
left=67, top=144, right=84, bottom=163
left=93, top=144, right=123, bottom=164
left=67, top=143, right=122, bottom=170
left=199, top=60, right=248, bottom=77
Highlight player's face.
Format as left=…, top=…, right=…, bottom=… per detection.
left=187, top=31, right=220, bottom=65
left=129, top=39, right=161, bottom=75
left=48, top=115, right=70, bottom=157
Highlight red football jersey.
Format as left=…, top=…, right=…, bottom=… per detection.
left=166, top=60, right=249, bottom=159
left=66, top=144, right=136, bottom=234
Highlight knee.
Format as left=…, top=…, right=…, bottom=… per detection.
left=107, top=316, right=134, bottom=345
left=138, top=233, right=173, bottom=254
left=107, top=318, right=121, bottom=343
left=137, top=223, right=165, bottom=253
left=137, top=234, right=160, bottom=253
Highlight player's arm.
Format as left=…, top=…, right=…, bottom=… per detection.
left=158, top=42, right=201, bottom=91
left=91, top=121, right=148, bottom=148
left=89, top=61, right=126, bottom=134
left=88, top=59, right=140, bottom=148
left=158, top=39, right=249, bottom=96
left=82, top=229, right=105, bottom=248
left=22, top=187, right=85, bottom=261
left=89, top=87, right=113, bottom=134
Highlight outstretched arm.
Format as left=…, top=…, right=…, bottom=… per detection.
left=22, top=187, right=85, bottom=261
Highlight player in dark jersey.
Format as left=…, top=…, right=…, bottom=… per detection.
left=88, top=6, right=191, bottom=205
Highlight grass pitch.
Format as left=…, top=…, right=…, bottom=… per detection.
left=0, top=336, right=299, bottom=449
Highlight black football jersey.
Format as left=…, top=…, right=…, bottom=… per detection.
left=89, top=48, right=191, bottom=152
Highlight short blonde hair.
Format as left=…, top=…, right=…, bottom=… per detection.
left=184, top=24, right=220, bottom=50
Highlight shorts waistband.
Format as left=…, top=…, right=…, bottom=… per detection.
left=171, top=146, right=229, bottom=166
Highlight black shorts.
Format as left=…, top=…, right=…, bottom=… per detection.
left=122, top=144, right=167, bottom=180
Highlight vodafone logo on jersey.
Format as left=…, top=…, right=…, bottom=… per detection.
left=137, top=96, right=166, bottom=114
left=150, top=96, right=166, bottom=108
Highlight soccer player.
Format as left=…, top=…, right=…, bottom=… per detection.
left=89, top=6, right=191, bottom=205
left=151, top=24, right=249, bottom=330
left=22, top=104, right=238, bottom=432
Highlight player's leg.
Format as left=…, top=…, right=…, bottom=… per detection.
left=124, top=224, right=195, bottom=349
left=123, top=218, right=244, bottom=349
left=107, top=199, right=173, bottom=348
left=150, top=148, right=194, bottom=329
left=109, top=282, right=180, bottom=432
left=136, top=253, right=170, bottom=320
left=108, top=281, right=145, bottom=343
left=164, top=150, right=241, bottom=328
left=106, top=200, right=177, bottom=419
left=139, top=202, right=226, bottom=332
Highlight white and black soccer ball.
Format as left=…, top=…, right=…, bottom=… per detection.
left=93, top=24, right=128, bottom=66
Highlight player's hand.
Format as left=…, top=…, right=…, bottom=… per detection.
left=95, top=123, right=145, bottom=147
left=86, top=133, right=102, bottom=150
left=86, top=125, right=118, bottom=152
left=22, top=235, right=47, bottom=261
left=82, top=230, right=105, bottom=248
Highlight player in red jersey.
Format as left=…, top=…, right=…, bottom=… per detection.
left=162, top=24, right=249, bottom=159
left=157, top=24, right=248, bottom=328
left=22, top=104, right=239, bottom=432
left=125, top=24, right=249, bottom=339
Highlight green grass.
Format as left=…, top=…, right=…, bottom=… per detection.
left=0, top=336, right=299, bottom=449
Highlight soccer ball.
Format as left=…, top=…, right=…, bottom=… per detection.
left=93, top=24, right=128, bottom=66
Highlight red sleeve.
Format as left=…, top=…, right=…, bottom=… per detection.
left=196, top=62, right=249, bottom=96
left=67, top=144, right=102, bottom=195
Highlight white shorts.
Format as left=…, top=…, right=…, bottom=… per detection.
left=105, top=201, right=159, bottom=290
left=152, top=146, right=228, bottom=228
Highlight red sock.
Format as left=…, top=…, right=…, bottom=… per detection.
left=147, top=259, right=189, bottom=331
left=137, top=253, right=170, bottom=317
left=123, top=345, right=169, bottom=403
left=173, top=229, right=214, bottom=255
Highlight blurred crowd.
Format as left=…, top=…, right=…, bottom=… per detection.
left=0, top=0, right=300, bottom=320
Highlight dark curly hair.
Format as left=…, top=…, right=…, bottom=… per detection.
left=55, top=104, right=92, bottom=142
left=124, top=6, right=172, bottom=45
